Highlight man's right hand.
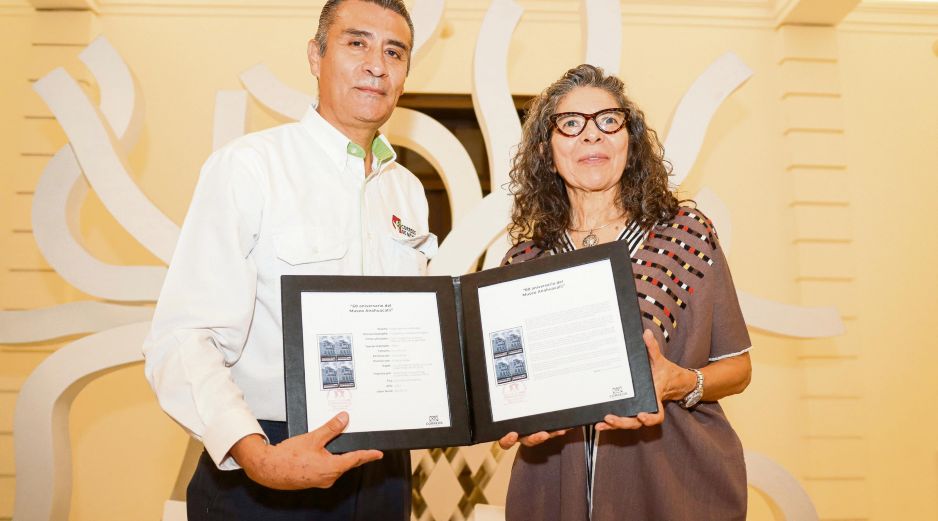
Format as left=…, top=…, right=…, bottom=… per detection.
left=229, top=411, right=383, bottom=490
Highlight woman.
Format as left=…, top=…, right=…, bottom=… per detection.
left=498, top=64, right=753, bottom=520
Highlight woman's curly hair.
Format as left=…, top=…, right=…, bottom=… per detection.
left=508, top=64, right=681, bottom=250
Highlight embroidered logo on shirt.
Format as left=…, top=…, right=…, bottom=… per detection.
left=391, top=215, right=417, bottom=238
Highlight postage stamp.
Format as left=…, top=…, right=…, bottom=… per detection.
left=490, top=327, right=524, bottom=358
left=319, top=334, right=355, bottom=389
left=491, top=327, right=528, bottom=385
left=321, top=360, right=356, bottom=389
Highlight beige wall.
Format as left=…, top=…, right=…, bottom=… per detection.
left=839, top=20, right=938, bottom=519
left=1, top=1, right=936, bottom=520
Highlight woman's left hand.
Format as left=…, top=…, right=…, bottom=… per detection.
left=595, top=329, right=695, bottom=431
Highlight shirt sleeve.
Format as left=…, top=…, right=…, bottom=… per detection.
left=706, top=234, right=752, bottom=361
left=142, top=143, right=268, bottom=470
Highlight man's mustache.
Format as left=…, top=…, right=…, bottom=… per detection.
left=355, top=80, right=387, bottom=95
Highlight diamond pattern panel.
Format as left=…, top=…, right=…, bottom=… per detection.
left=411, top=442, right=516, bottom=521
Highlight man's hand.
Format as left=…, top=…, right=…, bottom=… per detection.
left=229, top=412, right=383, bottom=490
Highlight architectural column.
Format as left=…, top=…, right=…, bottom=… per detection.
left=775, top=1, right=867, bottom=519
left=0, top=7, right=98, bottom=520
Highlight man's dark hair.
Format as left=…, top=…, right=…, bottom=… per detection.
left=314, top=0, right=415, bottom=57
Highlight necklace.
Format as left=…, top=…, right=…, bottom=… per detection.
left=569, top=220, right=619, bottom=248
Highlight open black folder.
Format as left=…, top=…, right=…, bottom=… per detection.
left=282, top=240, right=657, bottom=453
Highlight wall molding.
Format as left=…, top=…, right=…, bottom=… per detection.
left=63, top=0, right=779, bottom=28
left=8, top=0, right=938, bottom=33
left=0, top=0, right=31, bottom=14
left=841, top=2, right=938, bottom=33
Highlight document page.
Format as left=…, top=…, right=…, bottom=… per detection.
left=476, top=259, right=635, bottom=422
left=301, top=291, right=452, bottom=433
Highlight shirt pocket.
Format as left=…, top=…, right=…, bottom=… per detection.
left=380, top=233, right=430, bottom=276
left=273, top=225, right=347, bottom=266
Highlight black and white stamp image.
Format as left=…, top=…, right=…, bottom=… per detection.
left=492, top=327, right=528, bottom=385
left=495, top=354, right=528, bottom=384
left=495, top=358, right=512, bottom=383
left=490, top=327, right=524, bottom=359
left=319, top=335, right=336, bottom=362
left=333, top=335, right=353, bottom=360
left=319, top=334, right=355, bottom=390
left=321, top=361, right=339, bottom=389
left=505, top=353, right=527, bottom=381
left=319, top=334, right=353, bottom=362
left=335, top=360, right=356, bottom=388
left=320, top=360, right=356, bottom=390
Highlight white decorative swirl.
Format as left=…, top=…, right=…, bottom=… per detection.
left=0, top=302, right=153, bottom=344
left=690, top=188, right=843, bottom=337
left=31, top=148, right=167, bottom=301
left=663, top=52, right=753, bottom=185
left=13, top=322, right=150, bottom=521
left=213, top=90, right=248, bottom=151
left=27, top=37, right=168, bottom=302
left=472, top=0, right=523, bottom=269
left=411, top=0, right=445, bottom=62
left=669, top=61, right=842, bottom=338
left=581, top=0, right=622, bottom=75
left=32, top=68, right=179, bottom=264
left=737, top=291, right=844, bottom=338
left=429, top=191, right=513, bottom=276
left=472, top=0, right=522, bottom=191
left=381, top=108, right=483, bottom=222
left=79, top=35, right=144, bottom=151
left=240, top=63, right=311, bottom=121
left=745, top=450, right=820, bottom=520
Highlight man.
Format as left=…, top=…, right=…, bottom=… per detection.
left=143, top=1, right=434, bottom=519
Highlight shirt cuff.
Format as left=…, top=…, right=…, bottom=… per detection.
left=203, top=408, right=267, bottom=470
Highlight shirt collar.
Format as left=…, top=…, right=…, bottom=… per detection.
left=301, top=104, right=398, bottom=172
left=346, top=135, right=397, bottom=168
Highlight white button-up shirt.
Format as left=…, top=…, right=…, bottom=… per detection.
left=143, top=107, right=436, bottom=469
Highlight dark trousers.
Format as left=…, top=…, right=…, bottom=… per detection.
left=187, top=420, right=411, bottom=521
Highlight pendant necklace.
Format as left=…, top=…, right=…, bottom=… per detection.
left=569, top=220, right=618, bottom=248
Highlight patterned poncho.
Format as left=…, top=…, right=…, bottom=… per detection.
left=502, top=206, right=752, bottom=521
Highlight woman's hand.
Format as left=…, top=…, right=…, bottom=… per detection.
left=595, top=329, right=696, bottom=431
left=646, top=329, right=700, bottom=402
left=497, top=429, right=569, bottom=450
left=498, top=330, right=706, bottom=443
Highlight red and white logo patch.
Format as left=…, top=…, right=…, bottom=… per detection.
left=391, top=214, right=417, bottom=238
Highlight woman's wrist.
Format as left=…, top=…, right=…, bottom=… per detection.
left=665, top=367, right=699, bottom=402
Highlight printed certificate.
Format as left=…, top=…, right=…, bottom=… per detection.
left=476, top=260, right=634, bottom=423
left=300, top=292, right=452, bottom=434
left=282, top=240, right=656, bottom=452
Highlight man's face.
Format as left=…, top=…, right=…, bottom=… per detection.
left=308, top=0, right=411, bottom=135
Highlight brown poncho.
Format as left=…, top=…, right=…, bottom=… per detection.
left=501, top=207, right=751, bottom=521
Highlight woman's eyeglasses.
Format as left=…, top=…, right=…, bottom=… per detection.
left=549, top=108, right=629, bottom=137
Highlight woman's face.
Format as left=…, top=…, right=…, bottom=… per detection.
left=550, top=86, right=629, bottom=196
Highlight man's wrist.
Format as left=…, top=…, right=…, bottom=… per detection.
left=230, top=433, right=269, bottom=470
